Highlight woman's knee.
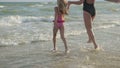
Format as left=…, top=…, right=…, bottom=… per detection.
left=86, top=25, right=92, bottom=30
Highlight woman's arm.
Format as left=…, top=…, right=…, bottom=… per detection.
left=67, top=0, right=84, bottom=9
left=69, top=0, right=84, bottom=5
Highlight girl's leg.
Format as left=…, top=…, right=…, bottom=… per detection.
left=59, top=25, right=68, bottom=53
left=83, top=11, right=98, bottom=49
left=53, top=26, right=58, bottom=50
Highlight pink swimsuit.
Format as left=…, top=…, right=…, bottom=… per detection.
left=57, top=15, right=64, bottom=28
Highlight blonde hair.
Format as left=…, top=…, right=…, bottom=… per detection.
left=57, top=0, right=68, bottom=15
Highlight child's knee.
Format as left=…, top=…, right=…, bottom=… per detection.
left=53, top=36, right=56, bottom=40
left=61, top=36, right=65, bottom=40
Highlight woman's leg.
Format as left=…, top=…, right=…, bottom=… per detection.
left=83, top=11, right=98, bottom=49
left=59, top=25, right=68, bottom=53
left=53, top=26, right=58, bottom=50
left=87, top=15, right=95, bottom=43
left=92, top=15, right=95, bottom=21
left=83, top=11, right=92, bottom=43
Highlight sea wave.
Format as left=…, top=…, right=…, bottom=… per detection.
left=0, top=5, right=5, bottom=8
left=0, top=16, right=22, bottom=26
left=0, top=23, right=118, bottom=46
left=0, top=15, right=53, bottom=46
left=0, top=15, right=53, bottom=26
left=0, top=32, right=52, bottom=46
left=30, top=4, right=43, bottom=7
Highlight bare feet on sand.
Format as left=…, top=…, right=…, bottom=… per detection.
left=95, top=46, right=100, bottom=50
left=51, top=49, right=57, bottom=52
left=65, top=49, right=70, bottom=54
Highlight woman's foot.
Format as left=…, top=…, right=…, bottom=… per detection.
left=94, top=45, right=99, bottom=50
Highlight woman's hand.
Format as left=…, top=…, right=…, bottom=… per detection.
left=67, top=1, right=71, bottom=10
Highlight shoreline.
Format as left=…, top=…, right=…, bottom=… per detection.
left=0, top=26, right=120, bottom=68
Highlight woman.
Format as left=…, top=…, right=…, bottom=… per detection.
left=67, top=0, right=99, bottom=49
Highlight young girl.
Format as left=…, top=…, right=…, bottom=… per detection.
left=52, top=0, right=68, bottom=53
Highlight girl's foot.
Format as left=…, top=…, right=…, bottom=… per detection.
left=51, top=49, right=57, bottom=52
left=65, top=49, right=70, bottom=54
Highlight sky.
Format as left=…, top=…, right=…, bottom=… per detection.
left=0, top=0, right=104, bottom=2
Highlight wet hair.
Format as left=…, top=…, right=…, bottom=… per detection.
left=57, top=0, right=68, bottom=15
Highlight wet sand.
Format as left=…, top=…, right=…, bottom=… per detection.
left=0, top=26, right=120, bottom=68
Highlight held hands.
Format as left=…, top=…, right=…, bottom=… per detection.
left=67, top=1, right=71, bottom=10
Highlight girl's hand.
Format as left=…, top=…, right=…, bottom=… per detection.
left=53, top=22, right=58, bottom=28
left=53, top=20, right=57, bottom=25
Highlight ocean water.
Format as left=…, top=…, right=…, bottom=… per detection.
left=0, top=1, right=120, bottom=68
left=0, top=2, right=119, bottom=46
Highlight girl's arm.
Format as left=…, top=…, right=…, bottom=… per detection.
left=54, top=7, right=58, bottom=25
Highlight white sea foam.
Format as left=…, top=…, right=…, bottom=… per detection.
left=30, top=4, right=43, bottom=7
left=96, top=24, right=115, bottom=29
left=0, top=15, right=51, bottom=26
left=0, top=16, right=21, bottom=26
left=0, top=5, right=5, bottom=8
